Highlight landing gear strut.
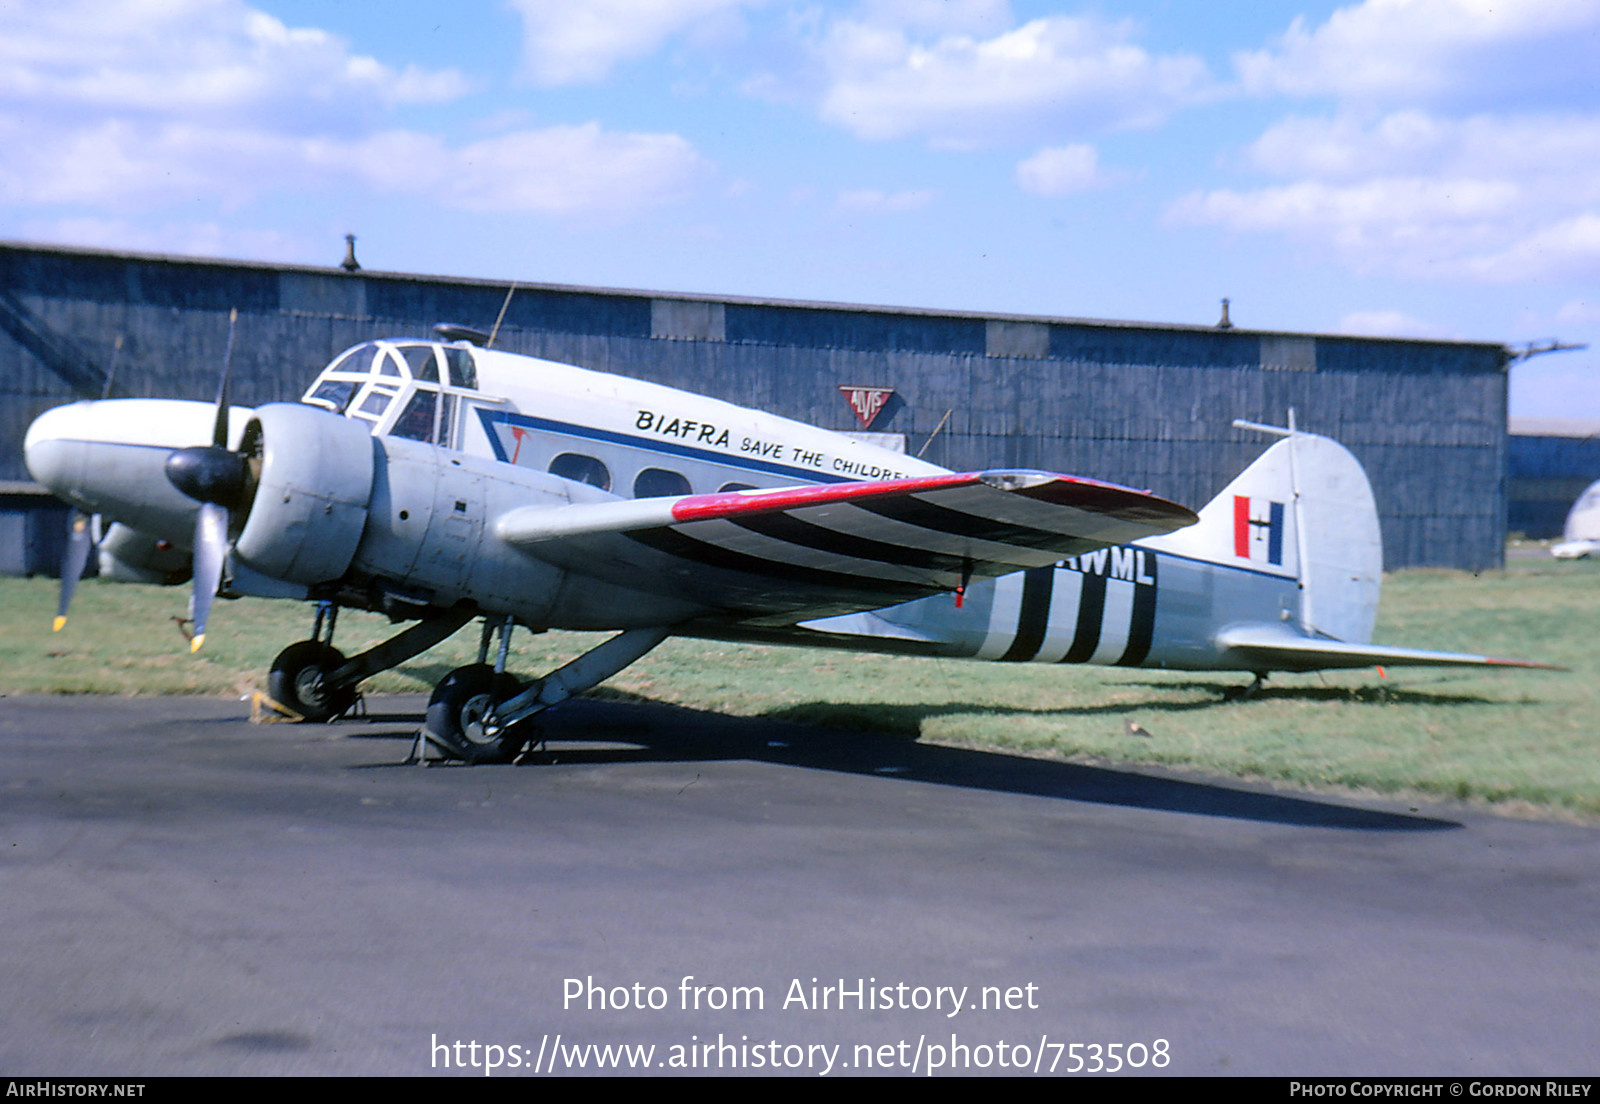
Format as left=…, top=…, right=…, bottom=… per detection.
left=266, top=602, right=475, bottom=722
left=1223, top=672, right=1269, bottom=702
left=422, top=622, right=671, bottom=764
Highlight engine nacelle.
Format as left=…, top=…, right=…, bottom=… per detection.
left=233, top=403, right=374, bottom=584
left=97, top=521, right=191, bottom=585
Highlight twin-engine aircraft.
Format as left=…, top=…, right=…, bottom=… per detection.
left=1552, top=479, right=1600, bottom=559
left=24, top=324, right=1550, bottom=762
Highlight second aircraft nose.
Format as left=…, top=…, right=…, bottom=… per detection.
left=23, top=403, right=92, bottom=504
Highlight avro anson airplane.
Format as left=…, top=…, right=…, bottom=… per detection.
left=1553, top=478, right=1600, bottom=559
left=24, top=323, right=1551, bottom=761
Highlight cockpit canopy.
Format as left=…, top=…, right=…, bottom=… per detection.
left=302, top=339, right=483, bottom=446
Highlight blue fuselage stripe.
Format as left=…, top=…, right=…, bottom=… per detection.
left=476, top=409, right=856, bottom=485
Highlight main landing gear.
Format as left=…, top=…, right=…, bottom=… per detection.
left=263, top=602, right=670, bottom=764
left=423, top=620, right=671, bottom=764
left=267, top=602, right=475, bottom=722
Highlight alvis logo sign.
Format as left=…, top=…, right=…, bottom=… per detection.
left=1234, top=495, right=1285, bottom=566
left=839, top=386, right=894, bottom=430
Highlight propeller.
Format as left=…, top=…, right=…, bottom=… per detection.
left=53, top=335, right=121, bottom=633
left=53, top=510, right=93, bottom=633
left=162, top=308, right=243, bottom=653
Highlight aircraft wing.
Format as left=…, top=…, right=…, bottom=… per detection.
left=1215, top=624, right=1563, bottom=672
left=496, top=470, right=1197, bottom=623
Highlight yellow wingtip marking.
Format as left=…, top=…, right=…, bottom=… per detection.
left=52, top=616, right=66, bottom=632
left=190, top=634, right=205, bottom=654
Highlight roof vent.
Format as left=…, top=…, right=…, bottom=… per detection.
left=340, top=234, right=360, bottom=272
left=1217, top=297, right=1233, bottom=329
left=433, top=323, right=491, bottom=346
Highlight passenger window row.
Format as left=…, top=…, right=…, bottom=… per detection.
left=546, top=452, right=755, bottom=498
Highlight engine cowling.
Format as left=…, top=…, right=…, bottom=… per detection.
left=232, top=403, right=374, bottom=584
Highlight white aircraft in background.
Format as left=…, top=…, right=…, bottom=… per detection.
left=1552, top=479, right=1600, bottom=559
left=24, top=322, right=1554, bottom=762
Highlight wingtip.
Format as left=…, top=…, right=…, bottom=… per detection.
left=52, top=616, right=66, bottom=633
left=1485, top=657, right=1568, bottom=671
left=189, top=634, right=205, bottom=654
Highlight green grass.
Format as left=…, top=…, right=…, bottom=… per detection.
left=3, top=555, right=1597, bottom=820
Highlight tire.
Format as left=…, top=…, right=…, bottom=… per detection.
left=424, top=664, right=527, bottom=764
left=268, top=640, right=356, bottom=722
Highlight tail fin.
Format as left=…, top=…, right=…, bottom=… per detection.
left=1142, top=423, right=1382, bottom=645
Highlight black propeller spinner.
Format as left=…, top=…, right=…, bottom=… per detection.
left=163, top=442, right=249, bottom=508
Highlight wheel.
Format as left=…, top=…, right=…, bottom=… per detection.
left=425, top=664, right=527, bottom=764
left=268, top=640, right=356, bottom=722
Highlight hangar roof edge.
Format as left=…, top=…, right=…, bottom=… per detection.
left=0, top=238, right=1507, bottom=353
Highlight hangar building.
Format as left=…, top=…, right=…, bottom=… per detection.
left=1507, top=418, right=1600, bottom=539
left=1, top=240, right=1512, bottom=576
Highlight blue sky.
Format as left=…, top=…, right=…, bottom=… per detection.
left=2, top=0, right=1596, bottom=420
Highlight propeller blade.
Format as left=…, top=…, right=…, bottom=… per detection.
left=189, top=502, right=228, bottom=653
left=212, top=307, right=237, bottom=448
left=179, top=306, right=239, bottom=654
left=53, top=509, right=94, bottom=632
left=55, top=331, right=124, bottom=632
left=100, top=334, right=122, bottom=400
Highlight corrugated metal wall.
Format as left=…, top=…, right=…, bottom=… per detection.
left=1508, top=435, right=1600, bottom=538
left=1, top=242, right=1510, bottom=572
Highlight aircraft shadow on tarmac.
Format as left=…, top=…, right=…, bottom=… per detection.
left=342, top=694, right=1460, bottom=833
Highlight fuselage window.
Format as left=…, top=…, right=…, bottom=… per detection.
left=633, top=468, right=692, bottom=499
left=444, top=347, right=477, bottom=389
left=549, top=452, right=611, bottom=492
left=400, top=345, right=440, bottom=382
left=392, top=389, right=438, bottom=442
left=308, top=378, right=359, bottom=413
left=718, top=482, right=757, bottom=493
left=360, top=387, right=399, bottom=418
left=324, top=344, right=378, bottom=376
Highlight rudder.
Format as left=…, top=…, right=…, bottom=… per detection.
left=1141, top=428, right=1382, bottom=644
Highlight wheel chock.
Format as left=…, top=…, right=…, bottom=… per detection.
left=250, top=691, right=306, bottom=725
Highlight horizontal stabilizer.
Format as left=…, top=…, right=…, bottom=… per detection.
left=796, top=610, right=944, bottom=642
left=1216, top=624, right=1562, bottom=672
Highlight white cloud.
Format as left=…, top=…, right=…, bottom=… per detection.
left=835, top=188, right=935, bottom=213
left=851, top=0, right=1013, bottom=37
left=815, top=14, right=1211, bottom=149
left=0, top=0, right=470, bottom=132
left=1171, top=110, right=1600, bottom=282
left=16, top=215, right=313, bottom=265
left=431, top=125, right=711, bottom=216
left=1236, top=0, right=1600, bottom=107
left=507, top=0, right=754, bottom=85
left=0, top=0, right=710, bottom=221
left=1184, top=1, right=1600, bottom=286
left=1015, top=144, right=1103, bottom=197
left=1555, top=300, right=1600, bottom=325
left=1245, top=111, right=1600, bottom=187
left=0, top=113, right=710, bottom=219
left=1453, top=212, right=1600, bottom=283
left=1336, top=310, right=1449, bottom=338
